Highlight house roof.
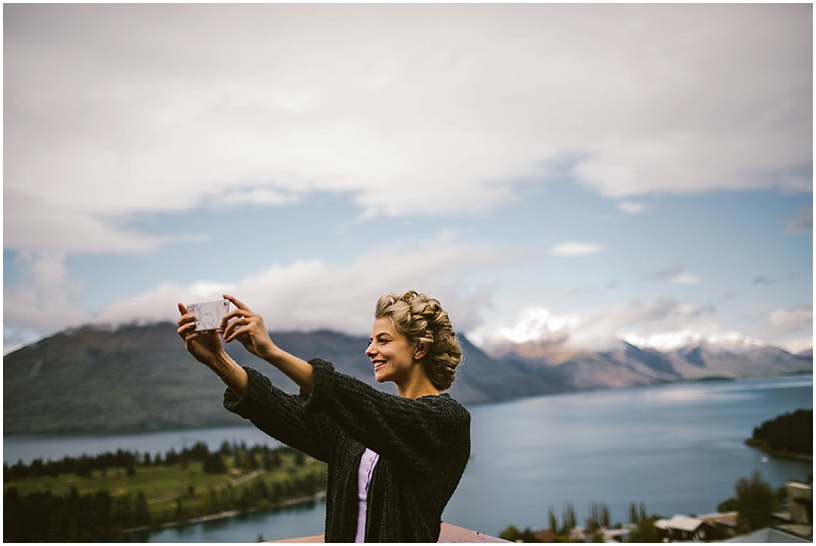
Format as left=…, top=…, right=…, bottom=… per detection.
left=655, top=514, right=704, bottom=532
left=699, top=511, right=738, bottom=527
left=724, top=527, right=811, bottom=543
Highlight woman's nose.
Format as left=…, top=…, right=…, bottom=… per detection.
left=365, top=342, right=376, bottom=357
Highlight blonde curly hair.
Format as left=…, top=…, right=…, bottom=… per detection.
left=375, top=290, right=462, bottom=391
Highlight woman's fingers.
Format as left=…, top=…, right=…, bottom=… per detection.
left=184, top=296, right=265, bottom=351
left=223, top=294, right=249, bottom=311
left=177, top=302, right=200, bottom=330
left=222, top=311, right=242, bottom=337
left=177, top=303, right=209, bottom=346
left=177, top=317, right=199, bottom=340
left=223, top=316, right=253, bottom=343
left=221, top=296, right=256, bottom=333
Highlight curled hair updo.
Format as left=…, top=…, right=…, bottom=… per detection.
left=375, top=290, right=462, bottom=391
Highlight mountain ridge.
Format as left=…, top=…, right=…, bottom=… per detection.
left=3, top=322, right=811, bottom=435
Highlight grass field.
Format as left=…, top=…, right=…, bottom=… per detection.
left=4, top=450, right=328, bottom=530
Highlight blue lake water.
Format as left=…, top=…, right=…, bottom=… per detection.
left=4, top=374, right=812, bottom=541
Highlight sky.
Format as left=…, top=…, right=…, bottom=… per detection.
left=3, top=3, right=813, bottom=357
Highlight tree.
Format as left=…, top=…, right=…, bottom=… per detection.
left=561, top=502, right=576, bottom=534
left=629, top=516, right=659, bottom=543
left=626, top=501, right=659, bottom=543
left=547, top=506, right=558, bottom=533
left=628, top=502, right=639, bottom=525
left=113, top=493, right=134, bottom=529
left=749, top=409, right=812, bottom=457
left=203, top=452, right=227, bottom=474
left=498, top=525, right=522, bottom=541
left=586, top=502, right=610, bottom=531
left=134, top=490, right=151, bottom=526
left=498, top=525, right=540, bottom=542
left=734, top=470, right=778, bottom=532
left=717, top=497, right=739, bottom=512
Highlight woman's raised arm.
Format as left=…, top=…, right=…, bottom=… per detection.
left=177, top=302, right=248, bottom=395
left=221, top=294, right=314, bottom=393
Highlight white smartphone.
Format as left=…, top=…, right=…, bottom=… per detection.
left=187, top=299, right=230, bottom=331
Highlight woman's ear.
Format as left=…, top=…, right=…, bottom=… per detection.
left=414, top=341, right=428, bottom=361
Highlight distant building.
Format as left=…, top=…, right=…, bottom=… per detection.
left=724, top=527, right=811, bottom=543
left=785, top=481, right=812, bottom=525
left=771, top=480, right=813, bottom=541
left=725, top=480, right=813, bottom=543
left=598, top=526, right=630, bottom=543
left=532, top=529, right=555, bottom=542
left=655, top=514, right=720, bottom=542
left=697, top=510, right=738, bottom=539
left=651, top=480, right=814, bottom=543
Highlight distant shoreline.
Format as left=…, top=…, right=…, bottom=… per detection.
left=121, top=491, right=327, bottom=536
left=745, top=441, right=813, bottom=463
left=7, top=373, right=812, bottom=438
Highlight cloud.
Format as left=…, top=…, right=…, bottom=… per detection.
left=3, top=189, right=171, bottom=254
left=3, top=251, right=91, bottom=338
left=670, top=272, right=702, bottom=286
left=92, top=234, right=515, bottom=337
left=645, top=265, right=701, bottom=285
left=494, top=307, right=581, bottom=345
left=573, top=299, right=722, bottom=350
left=551, top=242, right=601, bottom=256
left=4, top=3, right=811, bottom=253
left=469, top=297, right=725, bottom=352
left=616, top=200, right=648, bottom=214
left=765, top=304, right=813, bottom=336
left=4, top=232, right=514, bottom=353
left=216, top=187, right=299, bottom=208
left=747, top=304, right=813, bottom=353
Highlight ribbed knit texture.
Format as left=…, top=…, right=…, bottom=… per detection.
left=223, top=358, right=471, bottom=543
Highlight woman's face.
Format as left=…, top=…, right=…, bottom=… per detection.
left=366, top=317, right=419, bottom=385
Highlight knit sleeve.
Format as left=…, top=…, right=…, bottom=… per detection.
left=301, top=358, right=470, bottom=466
left=223, top=366, right=340, bottom=463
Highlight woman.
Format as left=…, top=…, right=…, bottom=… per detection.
left=176, top=291, right=471, bottom=542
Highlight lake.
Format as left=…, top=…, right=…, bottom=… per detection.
left=4, top=374, right=812, bottom=541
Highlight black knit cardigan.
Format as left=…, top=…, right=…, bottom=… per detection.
left=223, top=358, right=471, bottom=543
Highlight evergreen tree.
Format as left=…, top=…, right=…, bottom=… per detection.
left=547, top=506, right=558, bottom=533
left=561, top=502, right=576, bottom=534
left=734, top=471, right=778, bottom=532
left=498, top=525, right=540, bottom=542
left=203, top=452, right=227, bottom=474
left=629, top=516, right=659, bottom=542
left=749, top=409, right=812, bottom=456
left=628, top=502, right=638, bottom=524
left=134, top=490, right=151, bottom=526
left=586, top=502, right=610, bottom=531
left=113, top=493, right=134, bottom=529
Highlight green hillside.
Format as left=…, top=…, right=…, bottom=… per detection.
left=4, top=323, right=239, bottom=434
left=2, top=322, right=511, bottom=435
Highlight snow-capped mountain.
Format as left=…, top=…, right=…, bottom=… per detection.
left=492, top=334, right=812, bottom=392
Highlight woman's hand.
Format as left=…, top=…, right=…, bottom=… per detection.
left=177, top=303, right=226, bottom=366
left=222, top=294, right=278, bottom=360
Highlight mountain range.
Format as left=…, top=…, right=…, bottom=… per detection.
left=3, top=321, right=811, bottom=435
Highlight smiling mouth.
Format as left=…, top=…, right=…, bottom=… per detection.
left=373, top=361, right=386, bottom=372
